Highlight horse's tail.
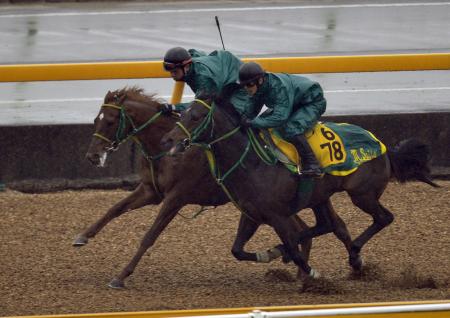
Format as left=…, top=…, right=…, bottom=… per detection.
left=387, top=138, right=439, bottom=187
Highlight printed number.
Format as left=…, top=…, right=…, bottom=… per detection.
left=320, top=128, right=344, bottom=161
left=321, top=128, right=335, bottom=140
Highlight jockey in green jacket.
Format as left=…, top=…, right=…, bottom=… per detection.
left=238, top=62, right=326, bottom=177
left=161, top=47, right=250, bottom=113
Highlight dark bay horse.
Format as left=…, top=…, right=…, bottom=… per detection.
left=76, top=87, right=312, bottom=288
left=162, top=87, right=439, bottom=278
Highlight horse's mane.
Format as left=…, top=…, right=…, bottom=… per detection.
left=105, top=86, right=162, bottom=106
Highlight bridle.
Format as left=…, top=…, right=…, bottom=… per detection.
left=173, top=98, right=259, bottom=221
left=93, top=103, right=163, bottom=152
left=174, top=99, right=243, bottom=151
left=93, top=101, right=165, bottom=198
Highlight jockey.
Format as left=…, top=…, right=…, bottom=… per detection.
left=238, top=62, right=326, bottom=177
left=161, top=47, right=250, bottom=113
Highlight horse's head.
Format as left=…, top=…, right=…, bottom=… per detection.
left=162, top=86, right=242, bottom=156
left=161, top=97, right=213, bottom=155
left=86, top=87, right=164, bottom=167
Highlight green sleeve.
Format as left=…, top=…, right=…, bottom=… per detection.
left=251, top=88, right=292, bottom=128
left=193, top=74, right=218, bottom=98
left=229, top=89, right=260, bottom=117
left=174, top=102, right=190, bottom=112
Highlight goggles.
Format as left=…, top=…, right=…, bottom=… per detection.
left=243, top=81, right=257, bottom=88
left=163, top=59, right=192, bottom=72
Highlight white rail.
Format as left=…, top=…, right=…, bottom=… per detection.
left=171, top=303, right=450, bottom=318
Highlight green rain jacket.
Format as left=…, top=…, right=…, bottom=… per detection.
left=247, top=73, right=326, bottom=139
left=175, top=49, right=250, bottom=111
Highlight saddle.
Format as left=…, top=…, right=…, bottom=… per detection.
left=259, top=122, right=387, bottom=176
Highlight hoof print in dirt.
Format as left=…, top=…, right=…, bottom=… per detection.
left=348, top=263, right=382, bottom=281
left=264, top=269, right=296, bottom=283
left=390, top=265, right=440, bottom=289
left=299, top=277, right=345, bottom=295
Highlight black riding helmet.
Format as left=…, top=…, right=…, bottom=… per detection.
left=238, top=62, right=265, bottom=86
left=163, top=47, right=192, bottom=71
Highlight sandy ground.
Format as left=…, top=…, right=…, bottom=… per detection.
left=0, top=181, right=449, bottom=317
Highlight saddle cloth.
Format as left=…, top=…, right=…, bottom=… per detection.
left=261, top=122, right=387, bottom=176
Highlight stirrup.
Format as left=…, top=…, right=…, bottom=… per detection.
left=299, top=167, right=323, bottom=178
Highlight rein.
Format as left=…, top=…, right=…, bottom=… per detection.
left=93, top=102, right=165, bottom=198
left=175, top=99, right=257, bottom=221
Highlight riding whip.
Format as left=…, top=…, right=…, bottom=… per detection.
left=215, top=16, right=226, bottom=50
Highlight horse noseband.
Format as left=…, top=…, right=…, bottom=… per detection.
left=182, top=138, right=191, bottom=150
left=105, top=141, right=119, bottom=153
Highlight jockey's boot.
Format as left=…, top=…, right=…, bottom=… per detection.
left=291, top=134, right=323, bottom=177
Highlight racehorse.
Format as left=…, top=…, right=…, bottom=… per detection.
left=75, top=87, right=312, bottom=288
left=162, top=85, right=439, bottom=278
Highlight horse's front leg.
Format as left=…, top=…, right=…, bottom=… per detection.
left=232, top=214, right=312, bottom=265
left=73, top=182, right=161, bottom=246
left=108, top=198, right=183, bottom=289
left=231, top=214, right=265, bottom=262
left=272, top=217, right=319, bottom=279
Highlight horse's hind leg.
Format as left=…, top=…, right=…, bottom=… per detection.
left=73, top=182, right=160, bottom=246
left=109, top=198, right=183, bottom=289
left=325, top=201, right=359, bottom=270
left=295, top=201, right=336, bottom=244
left=349, top=193, right=394, bottom=270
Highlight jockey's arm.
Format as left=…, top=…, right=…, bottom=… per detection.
left=250, top=88, right=292, bottom=129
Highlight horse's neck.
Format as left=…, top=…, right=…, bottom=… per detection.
left=211, top=115, right=259, bottom=173
left=129, top=102, right=176, bottom=154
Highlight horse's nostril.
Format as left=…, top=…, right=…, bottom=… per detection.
left=86, top=153, right=100, bottom=164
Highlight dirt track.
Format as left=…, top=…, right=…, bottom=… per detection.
left=1, top=181, right=449, bottom=317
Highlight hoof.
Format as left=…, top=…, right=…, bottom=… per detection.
left=309, top=268, right=321, bottom=279
left=73, top=235, right=88, bottom=247
left=282, top=255, right=292, bottom=263
left=108, top=278, right=125, bottom=289
left=350, top=254, right=363, bottom=271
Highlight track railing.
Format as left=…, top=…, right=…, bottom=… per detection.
left=1, top=53, right=449, bottom=83
left=4, top=301, right=450, bottom=318
left=2, top=53, right=449, bottom=105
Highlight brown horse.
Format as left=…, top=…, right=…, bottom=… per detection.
left=75, top=87, right=312, bottom=288
left=162, top=85, right=439, bottom=278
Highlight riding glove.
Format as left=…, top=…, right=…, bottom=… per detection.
left=240, top=115, right=253, bottom=128
left=160, top=103, right=174, bottom=115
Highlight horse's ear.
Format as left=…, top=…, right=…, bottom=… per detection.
left=104, top=90, right=112, bottom=102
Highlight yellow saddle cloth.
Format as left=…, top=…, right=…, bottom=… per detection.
left=261, top=122, right=386, bottom=176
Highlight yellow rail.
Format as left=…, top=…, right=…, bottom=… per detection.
left=4, top=300, right=450, bottom=318
left=1, top=53, right=449, bottom=83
